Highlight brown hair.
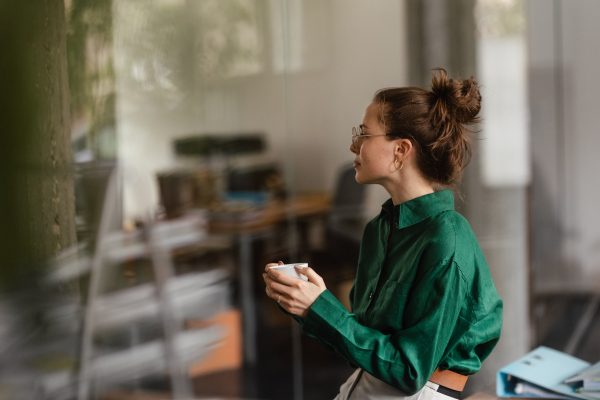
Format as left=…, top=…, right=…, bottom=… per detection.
left=373, top=68, right=481, bottom=187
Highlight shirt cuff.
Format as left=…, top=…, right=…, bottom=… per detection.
left=302, top=289, right=348, bottom=340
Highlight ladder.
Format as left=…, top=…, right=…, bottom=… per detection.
left=77, top=168, right=230, bottom=400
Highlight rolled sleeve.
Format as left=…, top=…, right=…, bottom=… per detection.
left=277, top=290, right=342, bottom=356
left=298, top=262, right=468, bottom=395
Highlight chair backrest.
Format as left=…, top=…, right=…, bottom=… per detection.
left=326, top=164, right=366, bottom=261
left=331, top=163, right=366, bottom=218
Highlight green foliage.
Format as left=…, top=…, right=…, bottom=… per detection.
left=66, top=0, right=116, bottom=158
left=197, top=0, right=263, bottom=78
left=475, top=0, right=525, bottom=38
left=113, top=0, right=263, bottom=109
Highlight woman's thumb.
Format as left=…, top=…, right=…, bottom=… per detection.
left=295, top=265, right=323, bottom=286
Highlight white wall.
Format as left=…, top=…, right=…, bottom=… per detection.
left=113, top=0, right=408, bottom=220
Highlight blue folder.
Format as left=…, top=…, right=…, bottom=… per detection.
left=497, top=346, right=593, bottom=399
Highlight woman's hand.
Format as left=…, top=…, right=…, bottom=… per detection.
left=263, top=261, right=327, bottom=318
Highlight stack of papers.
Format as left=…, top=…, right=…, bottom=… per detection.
left=566, top=362, right=600, bottom=399
left=497, top=346, right=600, bottom=400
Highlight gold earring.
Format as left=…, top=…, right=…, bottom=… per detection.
left=395, top=159, right=403, bottom=170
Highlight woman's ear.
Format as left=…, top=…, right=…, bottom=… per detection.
left=396, top=138, right=413, bottom=159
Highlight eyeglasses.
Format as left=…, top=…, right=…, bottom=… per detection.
left=351, top=126, right=390, bottom=148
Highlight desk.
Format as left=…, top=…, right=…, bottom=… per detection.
left=209, top=193, right=331, bottom=365
left=102, top=391, right=261, bottom=400
left=209, top=193, right=331, bottom=234
left=465, top=386, right=498, bottom=400
left=465, top=385, right=557, bottom=400
left=465, top=380, right=600, bottom=400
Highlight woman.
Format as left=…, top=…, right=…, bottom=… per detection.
left=263, top=69, right=503, bottom=400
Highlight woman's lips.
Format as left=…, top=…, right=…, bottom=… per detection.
left=353, top=161, right=361, bottom=168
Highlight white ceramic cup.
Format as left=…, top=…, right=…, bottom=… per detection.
left=268, top=263, right=309, bottom=281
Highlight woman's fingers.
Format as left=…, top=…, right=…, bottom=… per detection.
left=263, top=261, right=315, bottom=317
left=264, top=260, right=284, bottom=270
left=296, top=266, right=325, bottom=288
left=266, top=287, right=294, bottom=313
left=263, top=273, right=294, bottom=296
left=263, top=261, right=290, bottom=305
left=265, top=284, right=284, bottom=301
left=265, top=267, right=302, bottom=287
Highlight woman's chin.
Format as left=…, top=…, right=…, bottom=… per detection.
left=354, top=172, right=370, bottom=185
left=355, top=171, right=384, bottom=185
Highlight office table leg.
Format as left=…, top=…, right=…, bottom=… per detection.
left=239, top=233, right=257, bottom=365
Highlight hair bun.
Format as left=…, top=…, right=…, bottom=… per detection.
left=371, top=71, right=481, bottom=187
left=430, top=68, right=481, bottom=125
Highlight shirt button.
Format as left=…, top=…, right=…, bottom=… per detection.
left=395, top=222, right=399, bottom=228
left=369, top=292, right=373, bottom=299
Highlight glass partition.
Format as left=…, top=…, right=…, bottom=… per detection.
left=3, top=1, right=599, bottom=400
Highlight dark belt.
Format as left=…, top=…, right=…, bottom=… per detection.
left=436, top=384, right=462, bottom=399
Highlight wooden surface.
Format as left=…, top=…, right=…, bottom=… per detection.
left=101, top=392, right=260, bottom=400
left=102, top=382, right=558, bottom=400
left=464, top=385, right=556, bottom=400
left=209, top=193, right=331, bottom=234
left=465, top=385, right=498, bottom=400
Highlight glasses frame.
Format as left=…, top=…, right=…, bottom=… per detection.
left=351, top=126, right=396, bottom=147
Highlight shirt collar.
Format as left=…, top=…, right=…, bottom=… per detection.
left=378, top=189, right=455, bottom=229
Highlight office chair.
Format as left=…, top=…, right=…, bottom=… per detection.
left=311, top=163, right=367, bottom=285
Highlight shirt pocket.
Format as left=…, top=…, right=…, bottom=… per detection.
left=372, top=280, right=412, bottom=332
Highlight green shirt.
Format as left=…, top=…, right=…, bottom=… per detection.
left=279, top=189, right=503, bottom=395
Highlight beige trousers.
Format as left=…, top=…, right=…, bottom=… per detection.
left=334, top=368, right=455, bottom=400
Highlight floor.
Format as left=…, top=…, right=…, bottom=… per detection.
left=193, top=295, right=355, bottom=400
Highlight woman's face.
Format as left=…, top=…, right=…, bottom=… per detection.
left=350, top=102, right=398, bottom=185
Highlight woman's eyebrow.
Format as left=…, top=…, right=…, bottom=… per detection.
left=359, top=124, right=368, bottom=130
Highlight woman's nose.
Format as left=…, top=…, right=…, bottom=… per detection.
left=350, top=143, right=359, bottom=155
